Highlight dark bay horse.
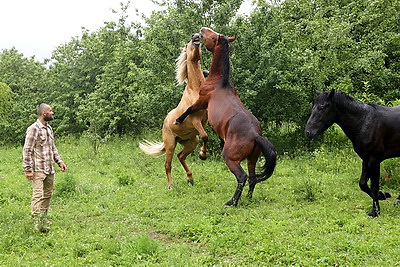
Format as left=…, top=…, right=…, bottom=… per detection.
left=174, top=27, right=277, bottom=206
left=139, top=33, right=208, bottom=189
left=305, top=90, right=400, bottom=217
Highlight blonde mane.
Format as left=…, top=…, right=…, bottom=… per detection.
left=175, top=46, right=188, bottom=85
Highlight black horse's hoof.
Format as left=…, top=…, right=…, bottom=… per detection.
left=378, top=191, right=392, bottom=200
left=224, top=200, right=234, bottom=208
left=367, top=210, right=379, bottom=218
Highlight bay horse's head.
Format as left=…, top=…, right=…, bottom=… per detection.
left=305, top=90, right=337, bottom=139
left=176, top=33, right=203, bottom=85
left=200, top=27, right=236, bottom=52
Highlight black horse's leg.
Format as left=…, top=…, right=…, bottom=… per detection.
left=359, top=161, right=372, bottom=197
left=395, top=195, right=400, bottom=206
left=368, top=161, right=381, bottom=217
left=224, top=159, right=248, bottom=207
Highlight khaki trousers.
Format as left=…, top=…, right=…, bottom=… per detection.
left=31, top=172, right=54, bottom=216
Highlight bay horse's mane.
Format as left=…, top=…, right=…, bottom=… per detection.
left=175, top=46, right=188, bottom=85
left=219, top=35, right=232, bottom=88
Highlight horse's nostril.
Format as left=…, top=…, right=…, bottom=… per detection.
left=305, top=131, right=310, bottom=138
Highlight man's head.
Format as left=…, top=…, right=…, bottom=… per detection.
left=37, top=103, right=54, bottom=122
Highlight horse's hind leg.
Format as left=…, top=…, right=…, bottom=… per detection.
left=163, top=132, right=176, bottom=189
left=164, top=145, right=175, bottom=190
left=246, top=147, right=260, bottom=199
left=247, top=159, right=258, bottom=199
left=224, top=159, right=248, bottom=207
left=177, top=138, right=199, bottom=185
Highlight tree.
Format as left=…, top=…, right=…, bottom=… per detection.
left=0, top=48, right=47, bottom=143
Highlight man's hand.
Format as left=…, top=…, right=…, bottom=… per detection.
left=26, top=172, right=34, bottom=180
left=59, top=162, right=67, bottom=172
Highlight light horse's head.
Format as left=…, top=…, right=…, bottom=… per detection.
left=175, top=33, right=203, bottom=85
left=200, top=27, right=236, bottom=53
left=305, top=90, right=337, bottom=139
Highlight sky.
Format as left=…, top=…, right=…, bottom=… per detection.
left=0, top=0, right=253, bottom=62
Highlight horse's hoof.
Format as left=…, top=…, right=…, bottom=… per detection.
left=394, top=199, right=400, bottom=206
left=378, top=191, right=392, bottom=200
left=367, top=210, right=379, bottom=218
left=199, top=152, right=207, bottom=160
left=187, top=179, right=194, bottom=186
left=224, top=200, right=234, bottom=208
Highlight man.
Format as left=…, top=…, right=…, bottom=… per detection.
left=23, top=103, right=67, bottom=232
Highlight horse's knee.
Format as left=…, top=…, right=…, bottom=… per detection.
left=201, top=134, right=208, bottom=143
left=177, top=151, right=186, bottom=161
left=359, top=179, right=369, bottom=192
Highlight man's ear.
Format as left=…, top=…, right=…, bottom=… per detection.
left=228, top=36, right=236, bottom=42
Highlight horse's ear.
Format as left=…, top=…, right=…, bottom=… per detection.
left=328, top=89, right=335, bottom=99
left=315, top=90, right=321, bottom=96
left=228, top=36, right=236, bottom=42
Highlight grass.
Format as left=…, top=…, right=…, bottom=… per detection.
left=1, top=136, right=400, bottom=266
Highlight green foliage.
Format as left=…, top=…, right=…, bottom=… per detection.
left=0, top=82, right=13, bottom=144
left=1, top=0, right=400, bottom=152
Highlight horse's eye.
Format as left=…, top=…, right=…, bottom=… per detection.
left=317, top=104, right=325, bottom=110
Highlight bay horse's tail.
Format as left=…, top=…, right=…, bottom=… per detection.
left=254, top=135, right=277, bottom=183
left=139, top=140, right=165, bottom=156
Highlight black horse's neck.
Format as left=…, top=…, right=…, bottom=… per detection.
left=333, top=92, right=373, bottom=141
left=209, top=37, right=231, bottom=88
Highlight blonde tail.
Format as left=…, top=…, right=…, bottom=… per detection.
left=139, top=140, right=165, bottom=156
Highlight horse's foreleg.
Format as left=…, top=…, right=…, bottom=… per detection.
left=224, top=159, right=248, bottom=207
left=359, top=161, right=372, bottom=197
left=193, top=119, right=208, bottom=160
left=368, top=161, right=381, bottom=217
left=177, top=138, right=199, bottom=185
left=173, top=98, right=208, bottom=125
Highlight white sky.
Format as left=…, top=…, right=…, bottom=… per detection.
left=0, top=0, right=253, bottom=61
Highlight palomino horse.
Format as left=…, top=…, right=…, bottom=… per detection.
left=139, top=33, right=208, bottom=189
left=174, top=28, right=277, bottom=206
left=305, top=90, right=400, bottom=217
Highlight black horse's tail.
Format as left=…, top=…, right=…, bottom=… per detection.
left=254, top=135, right=277, bottom=183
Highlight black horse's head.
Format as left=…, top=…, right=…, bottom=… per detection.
left=305, top=90, right=337, bottom=139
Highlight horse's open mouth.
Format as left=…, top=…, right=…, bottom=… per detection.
left=192, top=33, right=201, bottom=46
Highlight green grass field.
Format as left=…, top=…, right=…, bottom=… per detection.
left=1, top=136, right=400, bottom=266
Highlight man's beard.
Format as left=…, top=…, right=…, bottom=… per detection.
left=44, top=114, right=54, bottom=121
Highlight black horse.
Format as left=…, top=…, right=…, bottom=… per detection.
left=305, top=90, right=400, bottom=217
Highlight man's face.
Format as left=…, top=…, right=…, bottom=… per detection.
left=43, top=107, right=54, bottom=122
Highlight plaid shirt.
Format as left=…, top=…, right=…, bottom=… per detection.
left=23, top=119, right=63, bottom=174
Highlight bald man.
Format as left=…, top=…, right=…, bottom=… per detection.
left=23, top=103, right=67, bottom=232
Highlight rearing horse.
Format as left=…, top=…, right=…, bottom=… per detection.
left=174, top=28, right=277, bottom=206
left=139, top=33, right=208, bottom=189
